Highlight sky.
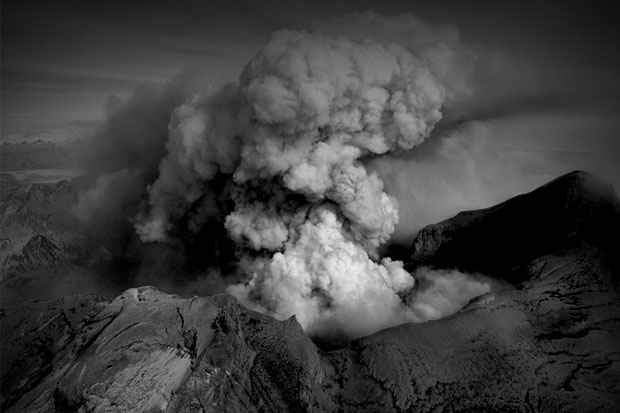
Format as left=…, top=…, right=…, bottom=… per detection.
left=2, top=1, right=620, bottom=126
left=1, top=0, right=620, bottom=190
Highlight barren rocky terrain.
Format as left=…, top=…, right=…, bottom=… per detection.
left=0, top=177, right=91, bottom=301
left=1, top=171, right=619, bottom=412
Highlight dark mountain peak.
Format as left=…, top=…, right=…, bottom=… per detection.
left=409, top=171, right=620, bottom=282
left=531, top=169, right=618, bottom=213
left=442, top=170, right=618, bottom=228
left=548, top=169, right=599, bottom=188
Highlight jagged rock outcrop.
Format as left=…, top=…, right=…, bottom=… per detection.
left=409, top=171, right=620, bottom=282
left=2, top=171, right=619, bottom=412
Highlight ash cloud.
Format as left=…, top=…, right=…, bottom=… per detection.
left=313, top=11, right=476, bottom=102
left=68, top=10, right=620, bottom=343
left=407, top=267, right=493, bottom=321
left=372, top=113, right=620, bottom=247
left=74, top=168, right=146, bottom=232
left=128, top=17, right=489, bottom=342
left=71, top=66, right=239, bottom=292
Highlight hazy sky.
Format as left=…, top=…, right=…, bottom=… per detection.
left=2, top=0, right=619, bottom=126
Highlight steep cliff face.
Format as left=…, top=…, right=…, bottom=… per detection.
left=409, top=171, right=620, bottom=282
left=2, top=171, right=620, bottom=412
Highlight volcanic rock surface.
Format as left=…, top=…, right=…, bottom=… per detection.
left=1, top=171, right=619, bottom=412
left=409, top=171, right=620, bottom=282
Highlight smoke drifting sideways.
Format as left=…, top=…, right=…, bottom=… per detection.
left=74, top=13, right=499, bottom=343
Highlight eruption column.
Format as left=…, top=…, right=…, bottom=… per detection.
left=136, top=28, right=472, bottom=339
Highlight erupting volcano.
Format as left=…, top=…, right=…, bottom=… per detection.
left=2, top=3, right=620, bottom=412
left=133, top=28, right=487, bottom=340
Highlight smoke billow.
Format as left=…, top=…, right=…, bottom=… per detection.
left=69, top=12, right=595, bottom=343
left=71, top=66, right=240, bottom=293
left=408, top=267, right=493, bottom=321
left=372, top=113, right=620, bottom=246
left=128, top=22, right=487, bottom=341
left=74, top=168, right=146, bottom=230
left=370, top=121, right=544, bottom=243
left=75, top=66, right=211, bottom=239
left=313, top=11, right=476, bottom=102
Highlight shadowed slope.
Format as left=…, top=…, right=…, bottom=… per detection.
left=409, top=170, right=620, bottom=282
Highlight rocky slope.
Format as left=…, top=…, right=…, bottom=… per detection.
left=1, top=235, right=66, bottom=281
left=0, top=288, right=336, bottom=412
left=1, top=171, right=619, bottom=412
left=0, top=180, right=84, bottom=287
left=409, top=170, right=620, bottom=282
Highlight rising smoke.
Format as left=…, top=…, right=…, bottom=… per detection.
left=128, top=20, right=489, bottom=341
left=74, top=10, right=620, bottom=343
left=3, top=10, right=611, bottom=341
left=71, top=66, right=240, bottom=293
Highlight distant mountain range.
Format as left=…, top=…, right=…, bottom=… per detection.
left=0, top=139, right=85, bottom=171
left=1, top=171, right=619, bottom=412
left=0, top=179, right=85, bottom=291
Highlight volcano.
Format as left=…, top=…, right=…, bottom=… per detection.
left=1, top=171, right=619, bottom=412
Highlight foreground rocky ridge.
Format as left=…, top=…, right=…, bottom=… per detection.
left=1, top=288, right=337, bottom=412
left=2, top=171, right=619, bottom=412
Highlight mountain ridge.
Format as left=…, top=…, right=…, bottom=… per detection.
left=408, top=170, right=620, bottom=282
left=2, top=170, right=619, bottom=412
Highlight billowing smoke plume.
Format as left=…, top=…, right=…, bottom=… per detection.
left=408, top=267, right=493, bottom=321
left=314, top=11, right=476, bottom=102
left=71, top=66, right=240, bottom=294
left=39, top=10, right=619, bottom=342
left=135, top=25, right=485, bottom=340
left=75, top=168, right=146, bottom=229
